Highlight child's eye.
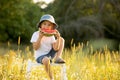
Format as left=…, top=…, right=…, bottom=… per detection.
left=43, top=23, right=46, bottom=25
left=48, top=24, right=51, bottom=26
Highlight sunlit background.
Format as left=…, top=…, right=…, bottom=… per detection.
left=33, top=0, right=54, bottom=3
left=33, top=0, right=54, bottom=8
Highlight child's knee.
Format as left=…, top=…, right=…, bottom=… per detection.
left=60, top=37, right=65, bottom=43
left=42, top=57, right=50, bottom=65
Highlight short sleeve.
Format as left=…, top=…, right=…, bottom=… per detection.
left=30, top=31, right=39, bottom=43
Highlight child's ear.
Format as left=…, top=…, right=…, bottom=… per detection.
left=37, top=22, right=41, bottom=28
left=38, top=23, right=41, bottom=28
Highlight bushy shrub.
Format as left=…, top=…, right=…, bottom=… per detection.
left=59, top=16, right=104, bottom=47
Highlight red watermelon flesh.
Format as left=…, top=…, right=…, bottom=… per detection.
left=40, top=28, right=56, bottom=36
left=41, top=28, right=56, bottom=34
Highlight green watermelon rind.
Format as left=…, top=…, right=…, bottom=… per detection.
left=43, top=33, right=55, bottom=36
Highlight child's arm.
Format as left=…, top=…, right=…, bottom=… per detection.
left=33, top=32, right=43, bottom=50
left=53, top=30, right=61, bottom=51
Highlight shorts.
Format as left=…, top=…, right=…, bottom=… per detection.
left=36, top=48, right=57, bottom=64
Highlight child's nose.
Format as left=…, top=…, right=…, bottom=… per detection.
left=45, top=25, right=49, bottom=28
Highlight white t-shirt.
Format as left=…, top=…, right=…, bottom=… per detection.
left=30, top=31, right=56, bottom=59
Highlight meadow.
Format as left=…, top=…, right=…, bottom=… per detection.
left=0, top=42, right=120, bottom=80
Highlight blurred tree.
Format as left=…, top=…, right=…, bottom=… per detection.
left=0, top=0, right=119, bottom=48
left=60, top=16, right=105, bottom=47
left=0, top=0, right=43, bottom=43
left=45, top=0, right=120, bottom=47
left=98, top=0, right=120, bottom=40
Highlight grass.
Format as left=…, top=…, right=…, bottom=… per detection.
left=0, top=42, right=120, bottom=80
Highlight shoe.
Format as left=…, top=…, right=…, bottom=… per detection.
left=54, top=58, right=65, bottom=64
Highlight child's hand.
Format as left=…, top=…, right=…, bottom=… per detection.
left=39, top=30, right=44, bottom=38
left=55, top=30, right=60, bottom=38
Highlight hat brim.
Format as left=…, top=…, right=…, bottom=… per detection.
left=37, top=20, right=58, bottom=29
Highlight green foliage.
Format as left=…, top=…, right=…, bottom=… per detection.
left=45, top=0, right=120, bottom=48
left=59, top=15, right=105, bottom=47
left=0, top=0, right=42, bottom=43
left=83, top=39, right=119, bottom=55
left=0, top=0, right=119, bottom=49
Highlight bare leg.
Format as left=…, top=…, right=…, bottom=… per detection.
left=42, top=57, right=53, bottom=80
left=55, top=37, right=65, bottom=59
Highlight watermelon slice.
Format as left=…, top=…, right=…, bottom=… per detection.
left=40, top=28, right=56, bottom=36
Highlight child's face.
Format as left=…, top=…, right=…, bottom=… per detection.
left=40, top=21, right=55, bottom=30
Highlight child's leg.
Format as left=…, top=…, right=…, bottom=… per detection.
left=42, top=57, right=53, bottom=80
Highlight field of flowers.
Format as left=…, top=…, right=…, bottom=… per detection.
left=0, top=43, right=120, bottom=80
